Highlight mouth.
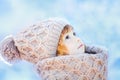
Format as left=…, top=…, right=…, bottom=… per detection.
left=77, top=44, right=83, bottom=49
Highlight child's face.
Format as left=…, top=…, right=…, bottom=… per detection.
left=63, top=30, right=85, bottom=55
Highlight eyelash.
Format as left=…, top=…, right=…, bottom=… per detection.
left=65, top=35, right=69, bottom=39
left=73, top=32, right=76, bottom=36
left=65, top=32, right=76, bottom=39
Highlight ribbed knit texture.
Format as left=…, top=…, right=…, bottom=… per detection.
left=36, top=45, right=108, bottom=80
left=14, top=18, right=69, bottom=64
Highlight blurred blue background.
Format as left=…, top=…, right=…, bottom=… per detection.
left=0, top=0, right=120, bottom=80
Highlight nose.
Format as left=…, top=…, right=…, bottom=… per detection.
left=76, top=37, right=81, bottom=43
left=74, top=36, right=82, bottom=43
left=76, top=37, right=83, bottom=43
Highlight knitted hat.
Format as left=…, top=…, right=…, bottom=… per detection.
left=0, top=18, right=69, bottom=64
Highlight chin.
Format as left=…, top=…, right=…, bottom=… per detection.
left=78, top=48, right=85, bottom=53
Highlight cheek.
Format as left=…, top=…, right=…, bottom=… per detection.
left=64, top=40, right=85, bottom=54
left=64, top=40, right=78, bottom=50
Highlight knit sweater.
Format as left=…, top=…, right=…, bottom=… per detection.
left=36, top=45, right=108, bottom=80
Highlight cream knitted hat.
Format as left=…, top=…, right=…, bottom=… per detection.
left=0, top=18, right=69, bottom=64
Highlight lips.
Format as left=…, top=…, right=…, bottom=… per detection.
left=77, top=44, right=83, bottom=49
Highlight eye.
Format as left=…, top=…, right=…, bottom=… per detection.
left=65, top=35, right=69, bottom=39
left=73, top=32, right=76, bottom=36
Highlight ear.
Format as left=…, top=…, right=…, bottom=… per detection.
left=0, top=35, right=21, bottom=64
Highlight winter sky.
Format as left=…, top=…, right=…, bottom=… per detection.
left=0, top=0, right=120, bottom=80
